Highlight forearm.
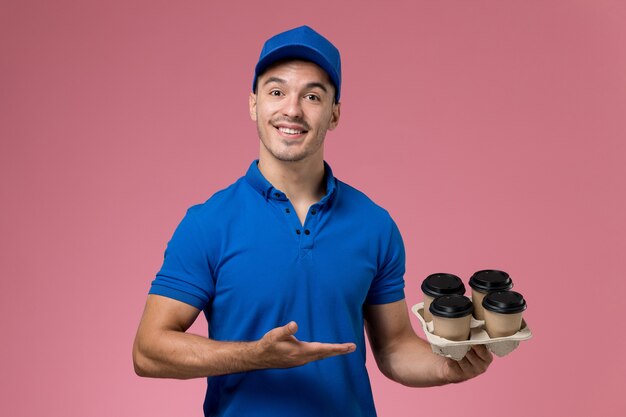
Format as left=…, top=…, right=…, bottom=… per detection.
left=133, top=319, right=355, bottom=379
left=374, top=332, right=449, bottom=387
left=133, top=330, right=261, bottom=379
left=365, top=300, right=492, bottom=387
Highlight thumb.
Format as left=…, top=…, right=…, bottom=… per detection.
left=282, top=321, right=298, bottom=337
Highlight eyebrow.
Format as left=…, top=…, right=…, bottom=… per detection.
left=304, top=82, right=328, bottom=93
left=262, top=77, right=329, bottom=93
left=262, top=76, right=286, bottom=86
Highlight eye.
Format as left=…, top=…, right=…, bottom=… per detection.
left=305, top=94, right=320, bottom=101
left=269, top=89, right=283, bottom=97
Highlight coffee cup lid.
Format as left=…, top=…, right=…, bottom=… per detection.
left=469, top=270, right=513, bottom=292
left=421, top=273, right=466, bottom=298
left=429, top=295, right=474, bottom=318
left=482, top=291, right=527, bottom=314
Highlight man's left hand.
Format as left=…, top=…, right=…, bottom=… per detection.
left=440, top=344, right=493, bottom=383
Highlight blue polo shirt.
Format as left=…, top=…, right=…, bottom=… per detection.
left=149, top=160, right=405, bottom=417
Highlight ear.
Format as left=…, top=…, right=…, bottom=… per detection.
left=328, top=102, right=341, bottom=131
left=249, top=92, right=258, bottom=121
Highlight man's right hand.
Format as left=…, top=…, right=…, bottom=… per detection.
left=133, top=296, right=356, bottom=379
left=253, top=321, right=356, bottom=369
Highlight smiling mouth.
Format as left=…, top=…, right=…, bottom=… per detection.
left=276, top=126, right=308, bottom=136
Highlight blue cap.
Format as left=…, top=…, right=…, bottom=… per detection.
left=253, top=25, right=342, bottom=102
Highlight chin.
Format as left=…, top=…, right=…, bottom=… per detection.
left=264, top=144, right=309, bottom=162
left=271, top=153, right=308, bottom=163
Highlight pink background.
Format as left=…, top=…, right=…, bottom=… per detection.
left=2, top=0, right=625, bottom=415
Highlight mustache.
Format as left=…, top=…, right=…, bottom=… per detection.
left=271, top=117, right=310, bottom=131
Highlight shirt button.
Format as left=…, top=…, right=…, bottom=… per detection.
left=274, top=192, right=281, bottom=198
left=311, top=209, right=317, bottom=215
left=285, top=208, right=291, bottom=213
left=304, top=229, right=310, bottom=235
left=296, top=229, right=301, bottom=235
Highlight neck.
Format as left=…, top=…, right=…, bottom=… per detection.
left=257, top=155, right=326, bottom=205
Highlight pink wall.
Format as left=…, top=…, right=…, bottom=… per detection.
left=2, top=0, right=625, bottom=415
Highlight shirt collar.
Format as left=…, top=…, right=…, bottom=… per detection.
left=245, top=160, right=337, bottom=203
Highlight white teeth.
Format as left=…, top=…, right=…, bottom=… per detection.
left=279, top=127, right=303, bottom=135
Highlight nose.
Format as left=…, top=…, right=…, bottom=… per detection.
left=281, top=94, right=303, bottom=119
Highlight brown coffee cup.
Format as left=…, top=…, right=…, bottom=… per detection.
left=469, top=270, right=513, bottom=320
left=429, top=295, right=473, bottom=341
left=421, top=273, right=466, bottom=322
left=482, top=291, right=527, bottom=337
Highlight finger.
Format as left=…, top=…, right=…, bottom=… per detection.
left=264, top=321, right=298, bottom=344
left=284, top=321, right=298, bottom=336
left=463, top=347, right=479, bottom=363
left=461, top=349, right=482, bottom=371
left=444, top=358, right=464, bottom=379
left=470, top=344, right=493, bottom=363
left=303, top=341, right=356, bottom=359
left=460, top=347, right=491, bottom=375
left=455, top=355, right=475, bottom=375
left=463, top=346, right=491, bottom=370
left=275, top=321, right=298, bottom=338
left=307, top=341, right=356, bottom=353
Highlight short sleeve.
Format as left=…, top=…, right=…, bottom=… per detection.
left=149, top=207, right=215, bottom=310
left=365, top=217, right=406, bottom=305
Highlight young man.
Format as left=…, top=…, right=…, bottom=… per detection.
left=133, top=25, right=492, bottom=416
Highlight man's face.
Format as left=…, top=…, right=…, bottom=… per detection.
left=249, top=60, right=340, bottom=163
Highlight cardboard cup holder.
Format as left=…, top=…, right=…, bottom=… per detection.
left=411, top=302, right=532, bottom=361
